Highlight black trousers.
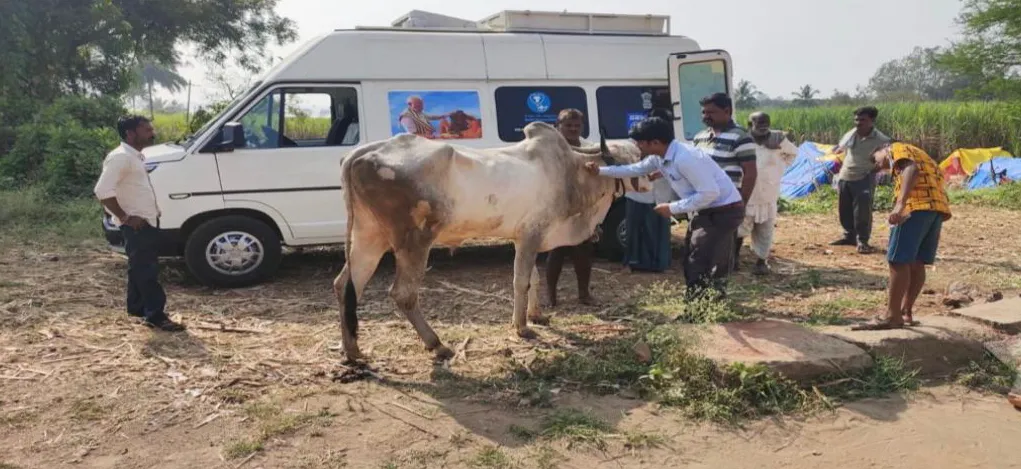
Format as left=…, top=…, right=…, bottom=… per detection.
left=838, top=176, right=875, bottom=244
left=121, top=224, right=167, bottom=321
left=683, top=205, right=745, bottom=296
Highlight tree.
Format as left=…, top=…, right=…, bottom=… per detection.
left=0, top=0, right=296, bottom=128
left=734, top=80, right=760, bottom=110
left=869, top=47, right=970, bottom=101
left=829, top=89, right=855, bottom=106
left=791, top=85, right=820, bottom=106
left=936, top=0, right=1021, bottom=99
left=127, top=60, right=189, bottom=119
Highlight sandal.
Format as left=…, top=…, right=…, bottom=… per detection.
left=851, top=320, right=905, bottom=331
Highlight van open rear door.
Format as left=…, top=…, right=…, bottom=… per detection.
left=667, top=50, right=733, bottom=142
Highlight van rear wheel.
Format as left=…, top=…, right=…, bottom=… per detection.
left=184, top=215, right=282, bottom=288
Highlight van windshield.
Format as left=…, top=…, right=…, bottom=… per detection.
left=180, top=81, right=262, bottom=151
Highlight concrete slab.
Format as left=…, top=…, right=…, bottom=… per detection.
left=948, top=297, right=1021, bottom=334
left=821, top=316, right=988, bottom=377
left=985, top=337, right=1021, bottom=369
left=684, top=319, right=873, bottom=383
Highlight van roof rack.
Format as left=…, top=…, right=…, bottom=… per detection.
left=358, top=9, right=670, bottom=36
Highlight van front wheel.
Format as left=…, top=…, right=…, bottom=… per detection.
left=184, top=215, right=282, bottom=288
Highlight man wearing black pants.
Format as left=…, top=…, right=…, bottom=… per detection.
left=93, top=115, right=185, bottom=332
left=586, top=117, right=744, bottom=299
left=831, top=106, right=891, bottom=254
left=546, top=108, right=596, bottom=306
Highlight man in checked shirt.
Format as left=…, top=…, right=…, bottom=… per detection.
left=692, top=93, right=759, bottom=272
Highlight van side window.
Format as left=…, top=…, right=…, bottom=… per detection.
left=595, top=86, right=671, bottom=139
left=494, top=86, right=588, bottom=142
left=235, top=86, right=360, bottom=149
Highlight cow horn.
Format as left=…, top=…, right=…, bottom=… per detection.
left=599, top=125, right=610, bottom=159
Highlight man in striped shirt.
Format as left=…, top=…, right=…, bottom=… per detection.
left=692, top=93, right=758, bottom=270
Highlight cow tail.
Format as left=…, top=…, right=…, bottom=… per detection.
left=341, top=154, right=359, bottom=338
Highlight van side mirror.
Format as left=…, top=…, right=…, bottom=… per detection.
left=218, top=122, right=246, bottom=152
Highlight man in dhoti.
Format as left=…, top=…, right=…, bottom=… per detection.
left=734, top=112, right=798, bottom=275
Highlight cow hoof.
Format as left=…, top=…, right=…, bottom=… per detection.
left=516, top=327, right=539, bottom=340
left=528, top=315, right=550, bottom=326
left=433, top=346, right=455, bottom=361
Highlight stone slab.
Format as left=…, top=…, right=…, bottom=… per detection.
left=985, top=337, right=1021, bottom=369
left=684, top=319, right=873, bottom=383
left=948, top=297, right=1021, bottom=334
left=984, top=337, right=1021, bottom=393
left=821, top=315, right=988, bottom=377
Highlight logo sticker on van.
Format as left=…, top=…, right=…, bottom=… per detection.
left=526, top=92, right=551, bottom=113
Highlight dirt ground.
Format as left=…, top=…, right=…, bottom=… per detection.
left=1, top=209, right=1020, bottom=468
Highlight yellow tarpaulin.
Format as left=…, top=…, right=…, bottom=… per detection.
left=813, top=143, right=843, bottom=163
left=939, top=147, right=1014, bottom=176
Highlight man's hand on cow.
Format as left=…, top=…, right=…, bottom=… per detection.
left=648, top=170, right=663, bottom=181
left=653, top=204, right=673, bottom=219
left=583, top=162, right=601, bottom=175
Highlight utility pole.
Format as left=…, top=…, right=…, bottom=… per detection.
left=185, top=81, right=192, bottom=125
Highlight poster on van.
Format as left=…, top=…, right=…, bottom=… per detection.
left=387, top=90, right=483, bottom=140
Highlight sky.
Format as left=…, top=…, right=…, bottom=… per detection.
left=172, top=0, right=966, bottom=107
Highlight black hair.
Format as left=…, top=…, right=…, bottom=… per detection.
left=647, top=108, right=673, bottom=120
left=853, top=106, right=879, bottom=120
left=628, top=116, right=674, bottom=144
left=117, top=115, right=150, bottom=140
left=699, top=92, right=732, bottom=110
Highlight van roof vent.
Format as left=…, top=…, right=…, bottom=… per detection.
left=478, top=10, right=669, bottom=36
left=380, top=10, right=670, bottom=36
left=389, top=10, right=480, bottom=30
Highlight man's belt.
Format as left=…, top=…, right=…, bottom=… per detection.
left=694, top=200, right=744, bottom=217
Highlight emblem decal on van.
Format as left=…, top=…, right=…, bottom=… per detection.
left=526, top=92, right=551, bottom=113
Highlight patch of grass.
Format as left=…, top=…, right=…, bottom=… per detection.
left=805, top=296, right=880, bottom=326
left=0, top=409, right=37, bottom=428
left=468, top=446, right=514, bottom=469
left=778, top=184, right=895, bottom=216
left=530, top=445, right=565, bottom=469
left=223, top=438, right=264, bottom=460
left=0, top=188, right=102, bottom=245
left=293, top=450, right=348, bottom=468
left=622, top=431, right=666, bottom=450
left=449, top=431, right=473, bottom=449
left=223, top=399, right=337, bottom=460
left=788, top=270, right=825, bottom=290
left=817, top=355, right=921, bottom=403
left=508, top=424, right=537, bottom=441
left=949, top=183, right=1021, bottom=211
left=779, top=186, right=838, bottom=215
left=635, top=281, right=744, bottom=324
left=69, top=399, right=107, bottom=422
left=537, top=409, right=613, bottom=450
left=954, top=354, right=1019, bottom=395
left=0, top=463, right=23, bottom=469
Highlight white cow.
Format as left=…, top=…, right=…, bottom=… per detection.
left=334, top=121, right=650, bottom=361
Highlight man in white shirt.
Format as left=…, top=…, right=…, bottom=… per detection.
left=93, top=115, right=185, bottom=332
left=735, top=112, right=799, bottom=275
left=585, top=117, right=745, bottom=299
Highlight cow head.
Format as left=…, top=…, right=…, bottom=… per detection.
left=577, top=137, right=652, bottom=194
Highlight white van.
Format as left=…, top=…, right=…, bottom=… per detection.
left=103, top=10, right=734, bottom=288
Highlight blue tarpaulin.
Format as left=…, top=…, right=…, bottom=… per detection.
left=967, top=157, right=1021, bottom=190
left=779, top=142, right=841, bottom=200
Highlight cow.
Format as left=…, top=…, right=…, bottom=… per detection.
left=333, top=121, right=651, bottom=362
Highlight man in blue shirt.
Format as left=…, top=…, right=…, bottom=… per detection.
left=584, top=117, right=746, bottom=298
